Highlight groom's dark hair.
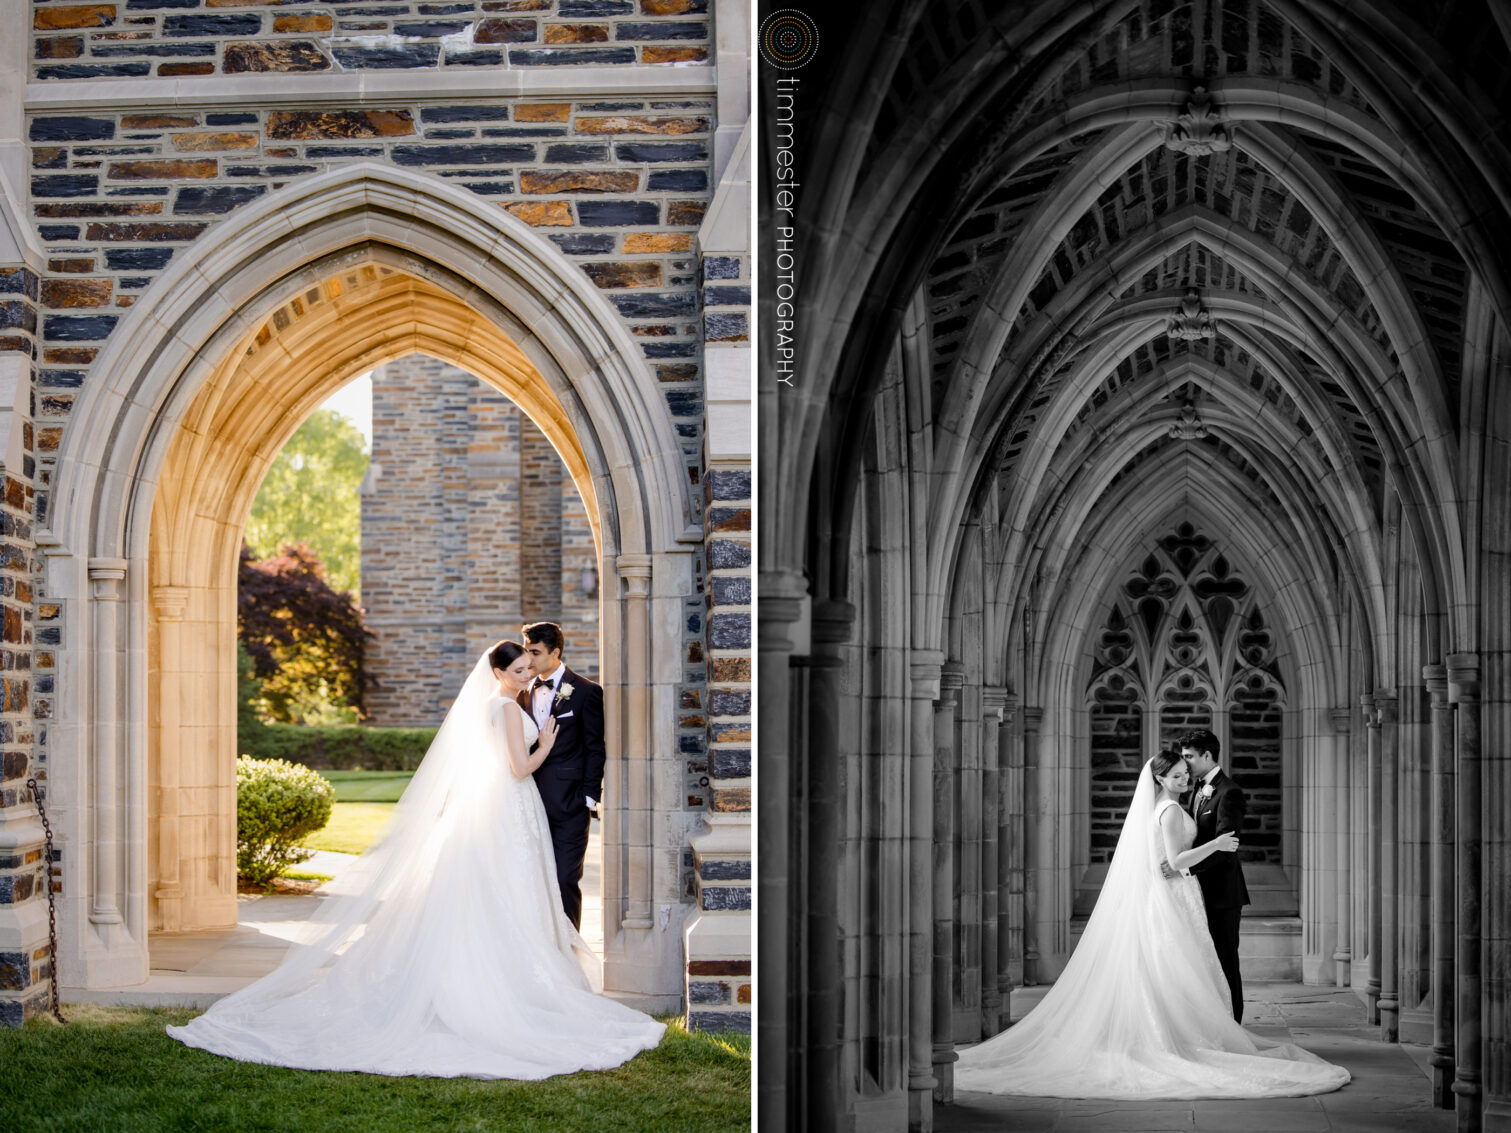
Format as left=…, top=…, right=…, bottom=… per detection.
left=523, top=621, right=566, bottom=655
left=1179, top=728, right=1220, bottom=759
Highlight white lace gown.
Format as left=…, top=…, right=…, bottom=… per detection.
left=169, top=690, right=664, bottom=1078
left=954, top=782, right=1350, bottom=1099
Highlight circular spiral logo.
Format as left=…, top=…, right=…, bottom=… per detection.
left=759, top=9, right=819, bottom=70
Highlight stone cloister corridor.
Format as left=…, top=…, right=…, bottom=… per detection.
left=759, top=3, right=1511, bottom=1131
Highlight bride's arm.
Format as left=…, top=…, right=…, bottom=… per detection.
left=500, top=703, right=557, bottom=779
left=1161, top=806, right=1239, bottom=871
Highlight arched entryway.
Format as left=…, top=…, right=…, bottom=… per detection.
left=44, top=164, right=697, bottom=1005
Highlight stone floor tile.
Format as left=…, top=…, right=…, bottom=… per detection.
left=937, top=984, right=1441, bottom=1133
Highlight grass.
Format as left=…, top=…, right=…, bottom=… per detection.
left=319, top=770, right=414, bottom=803
left=0, top=1005, right=751, bottom=1132
left=298, top=771, right=413, bottom=856
left=300, top=802, right=393, bottom=855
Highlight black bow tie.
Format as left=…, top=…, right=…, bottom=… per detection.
left=532, top=677, right=553, bottom=692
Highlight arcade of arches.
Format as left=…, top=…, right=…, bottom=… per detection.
left=760, top=3, right=1511, bottom=1131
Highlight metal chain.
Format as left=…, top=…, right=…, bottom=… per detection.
left=26, top=777, right=66, bottom=1024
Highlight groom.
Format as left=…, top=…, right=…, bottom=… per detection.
left=520, top=621, right=606, bottom=930
left=1179, top=728, right=1250, bottom=1022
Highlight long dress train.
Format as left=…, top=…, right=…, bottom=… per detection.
left=953, top=760, right=1349, bottom=1099
left=168, top=653, right=664, bottom=1078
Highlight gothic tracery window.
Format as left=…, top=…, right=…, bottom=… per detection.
left=1087, top=523, right=1284, bottom=864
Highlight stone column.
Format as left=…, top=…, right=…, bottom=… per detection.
left=1330, top=708, right=1353, bottom=987
left=908, top=650, right=943, bottom=1131
left=1022, top=708, right=1044, bottom=982
left=756, top=569, right=807, bottom=1133
left=955, top=673, right=983, bottom=1044
left=615, top=554, right=654, bottom=934
left=805, top=599, right=853, bottom=1125
left=88, top=559, right=128, bottom=933
left=1363, top=692, right=1381, bottom=1023
left=1425, top=663, right=1456, bottom=1106
left=998, top=695, right=1021, bottom=1025
left=931, top=662, right=963, bottom=1103
left=1448, top=654, right=1481, bottom=1133
left=151, top=586, right=188, bottom=934
left=1378, top=690, right=1399, bottom=1041
left=980, top=687, right=1007, bottom=1036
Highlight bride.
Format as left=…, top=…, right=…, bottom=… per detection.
left=168, top=641, right=665, bottom=1078
left=953, top=750, right=1349, bottom=1099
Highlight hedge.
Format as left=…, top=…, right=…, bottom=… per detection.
left=239, top=722, right=439, bottom=770
left=236, top=756, right=334, bottom=884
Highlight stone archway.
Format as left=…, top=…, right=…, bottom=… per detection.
left=43, top=164, right=697, bottom=1005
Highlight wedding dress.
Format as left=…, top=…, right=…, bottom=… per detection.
left=953, top=759, right=1349, bottom=1099
left=168, top=653, right=664, bottom=1078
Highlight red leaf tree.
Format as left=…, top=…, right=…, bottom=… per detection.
left=238, top=542, right=374, bottom=724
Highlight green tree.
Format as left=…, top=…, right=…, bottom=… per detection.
left=245, top=408, right=368, bottom=596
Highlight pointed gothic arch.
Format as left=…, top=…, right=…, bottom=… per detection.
left=42, top=164, right=697, bottom=1004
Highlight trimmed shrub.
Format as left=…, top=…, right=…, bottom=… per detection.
left=236, top=756, right=335, bottom=884
left=238, top=723, right=439, bottom=770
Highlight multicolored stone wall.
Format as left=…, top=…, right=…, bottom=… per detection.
left=361, top=353, right=601, bottom=725
left=0, top=263, right=42, bottom=1024
left=30, top=0, right=711, bottom=80
left=25, top=94, right=714, bottom=516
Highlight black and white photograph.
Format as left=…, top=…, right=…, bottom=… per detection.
left=759, top=3, right=1511, bottom=1131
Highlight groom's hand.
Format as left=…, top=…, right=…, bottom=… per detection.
left=1159, top=860, right=1179, bottom=881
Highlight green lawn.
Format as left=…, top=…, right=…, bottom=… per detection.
left=320, top=770, right=414, bottom=803
left=0, top=1006, right=750, bottom=1132
left=298, top=771, right=411, bottom=856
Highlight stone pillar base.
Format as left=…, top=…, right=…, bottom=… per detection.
left=685, top=814, right=751, bottom=1032
left=0, top=820, right=51, bottom=1026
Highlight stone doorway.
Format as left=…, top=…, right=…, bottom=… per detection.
left=45, top=166, right=697, bottom=1007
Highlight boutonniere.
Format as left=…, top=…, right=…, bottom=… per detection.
left=555, top=682, right=574, bottom=705
left=1199, top=783, right=1215, bottom=800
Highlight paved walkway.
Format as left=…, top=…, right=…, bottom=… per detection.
left=939, top=984, right=1451, bottom=1132
left=64, top=827, right=603, bottom=1010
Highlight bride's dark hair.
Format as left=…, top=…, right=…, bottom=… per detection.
left=489, top=640, right=526, bottom=671
left=1150, top=748, right=1186, bottom=786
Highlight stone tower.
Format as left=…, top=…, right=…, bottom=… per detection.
left=360, top=354, right=600, bottom=726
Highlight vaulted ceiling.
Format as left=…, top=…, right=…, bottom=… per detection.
left=770, top=0, right=1511, bottom=657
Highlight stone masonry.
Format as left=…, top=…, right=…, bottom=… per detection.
left=360, top=353, right=601, bottom=725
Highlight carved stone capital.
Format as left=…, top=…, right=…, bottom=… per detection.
left=152, top=585, right=189, bottom=622
left=939, top=661, right=966, bottom=692
left=1328, top=708, right=1352, bottom=733
left=88, top=556, right=128, bottom=600
left=1422, top=662, right=1448, bottom=701
left=810, top=599, right=855, bottom=646
left=615, top=553, right=652, bottom=597
left=1447, top=652, right=1480, bottom=703
left=910, top=649, right=946, bottom=699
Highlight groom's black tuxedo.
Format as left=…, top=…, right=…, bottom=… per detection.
left=1189, top=767, right=1249, bottom=1022
left=518, top=665, right=606, bottom=930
